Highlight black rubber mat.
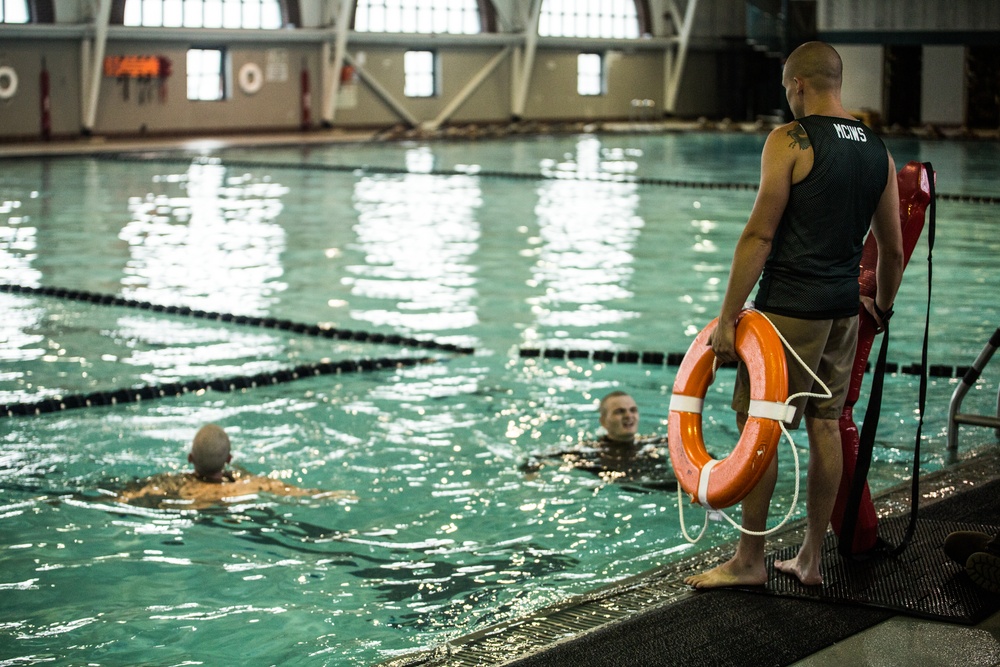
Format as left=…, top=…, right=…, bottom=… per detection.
left=746, top=515, right=1000, bottom=625
left=734, top=476, right=1000, bottom=626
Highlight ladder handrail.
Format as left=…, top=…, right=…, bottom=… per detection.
left=947, top=327, right=1000, bottom=451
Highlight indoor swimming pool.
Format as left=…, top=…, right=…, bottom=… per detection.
left=1, top=131, right=998, bottom=665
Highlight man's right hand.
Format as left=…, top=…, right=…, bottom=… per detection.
left=708, top=318, right=739, bottom=364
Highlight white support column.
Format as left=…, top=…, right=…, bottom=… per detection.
left=511, top=0, right=542, bottom=120
left=323, top=0, right=355, bottom=125
left=511, top=45, right=521, bottom=114
left=82, top=0, right=112, bottom=134
left=424, top=47, right=512, bottom=131
left=663, top=0, right=698, bottom=115
left=320, top=40, right=332, bottom=122
left=80, top=37, right=91, bottom=122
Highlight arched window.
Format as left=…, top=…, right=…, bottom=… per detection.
left=538, top=0, right=643, bottom=39
left=353, top=0, right=483, bottom=35
left=119, top=0, right=294, bottom=29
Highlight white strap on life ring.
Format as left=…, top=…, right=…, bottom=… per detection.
left=671, top=393, right=794, bottom=424
left=0, top=66, right=18, bottom=100
left=668, top=394, right=703, bottom=414
left=747, top=399, right=797, bottom=423
left=238, top=62, right=263, bottom=95
left=697, top=459, right=720, bottom=510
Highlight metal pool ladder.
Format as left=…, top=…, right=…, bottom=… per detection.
left=948, top=327, right=1000, bottom=451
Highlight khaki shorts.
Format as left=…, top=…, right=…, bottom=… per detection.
left=732, top=312, right=858, bottom=429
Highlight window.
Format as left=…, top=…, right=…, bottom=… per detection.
left=577, top=53, right=604, bottom=96
left=404, top=50, right=436, bottom=97
left=354, top=0, right=480, bottom=34
left=123, top=0, right=284, bottom=29
left=539, top=0, right=640, bottom=39
left=0, top=0, right=29, bottom=22
left=187, top=48, right=225, bottom=101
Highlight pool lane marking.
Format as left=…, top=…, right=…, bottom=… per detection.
left=94, top=154, right=1000, bottom=204
left=0, top=283, right=473, bottom=355
left=1, top=356, right=439, bottom=418
left=517, top=347, right=970, bottom=378
left=0, top=283, right=471, bottom=419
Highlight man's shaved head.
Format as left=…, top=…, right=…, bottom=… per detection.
left=783, top=41, right=843, bottom=93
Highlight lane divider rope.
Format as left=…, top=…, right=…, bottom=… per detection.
left=0, top=283, right=467, bottom=419
left=1, top=285, right=964, bottom=378
left=517, top=346, right=969, bottom=378
left=0, top=283, right=474, bottom=355
left=1, top=356, right=436, bottom=419
left=93, top=154, right=1000, bottom=204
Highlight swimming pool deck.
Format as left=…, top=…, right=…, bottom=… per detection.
left=4, top=127, right=999, bottom=666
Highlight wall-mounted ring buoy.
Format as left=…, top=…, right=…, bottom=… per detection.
left=238, top=62, right=263, bottom=95
left=668, top=310, right=792, bottom=510
left=0, top=66, right=18, bottom=100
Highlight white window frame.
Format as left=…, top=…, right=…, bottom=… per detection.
left=577, top=52, right=605, bottom=96
left=124, top=0, right=284, bottom=29
left=354, top=0, right=480, bottom=35
left=187, top=47, right=227, bottom=101
left=539, top=0, right=639, bottom=39
left=404, top=50, right=437, bottom=98
left=0, top=0, right=30, bottom=23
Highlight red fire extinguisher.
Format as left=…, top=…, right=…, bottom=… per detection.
left=300, top=59, right=311, bottom=130
left=157, top=56, right=172, bottom=104
left=40, top=58, right=51, bottom=141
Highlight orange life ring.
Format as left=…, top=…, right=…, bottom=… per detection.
left=668, top=310, right=792, bottom=510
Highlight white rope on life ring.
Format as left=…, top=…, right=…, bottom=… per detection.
left=238, top=62, right=263, bottom=95
left=0, top=66, right=18, bottom=100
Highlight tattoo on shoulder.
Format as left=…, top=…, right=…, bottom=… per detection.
left=786, top=124, right=811, bottom=150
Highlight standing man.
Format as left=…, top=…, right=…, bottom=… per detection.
left=686, top=42, right=904, bottom=588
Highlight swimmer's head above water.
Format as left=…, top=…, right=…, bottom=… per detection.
left=598, top=391, right=639, bottom=445
left=188, top=424, right=233, bottom=481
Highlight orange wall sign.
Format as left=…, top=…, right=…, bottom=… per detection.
left=104, top=55, right=166, bottom=78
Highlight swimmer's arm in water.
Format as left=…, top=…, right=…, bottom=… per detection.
left=116, top=473, right=355, bottom=507
left=115, top=486, right=154, bottom=503
left=175, top=475, right=356, bottom=503
left=519, top=445, right=595, bottom=474
left=238, top=476, right=356, bottom=500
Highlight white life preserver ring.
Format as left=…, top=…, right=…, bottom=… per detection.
left=238, top=62, right=263, bottom=95
left=0, top=66, right=18, bottom=100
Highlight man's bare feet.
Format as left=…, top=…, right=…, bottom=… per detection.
left=773, top=555, right=823, bottom=586
left=684, top=557, right=769, bottom=589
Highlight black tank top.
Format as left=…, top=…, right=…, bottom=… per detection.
left=754, top=115, right=889, bottom=319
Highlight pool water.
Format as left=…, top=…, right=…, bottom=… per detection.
left=1, top=132, right=998, bottom=666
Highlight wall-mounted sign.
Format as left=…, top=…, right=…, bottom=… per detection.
left=104, top=55, right=172, bottom=79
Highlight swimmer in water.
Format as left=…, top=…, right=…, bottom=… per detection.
left=521, top=391, right=675, bottom=490
left=116, top=423, right=353, bottom=509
